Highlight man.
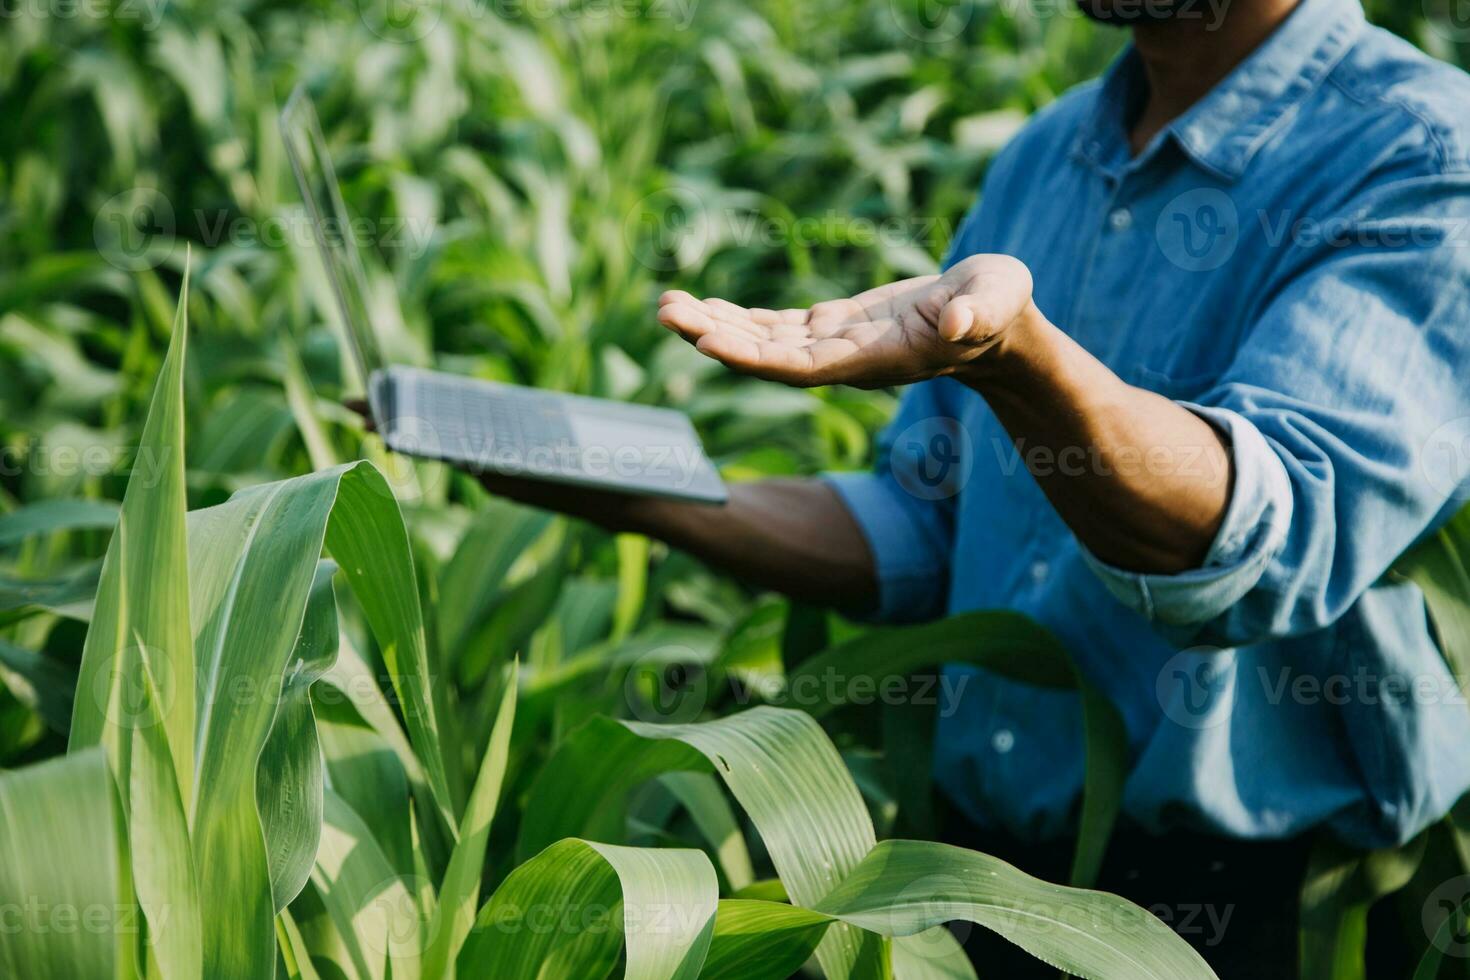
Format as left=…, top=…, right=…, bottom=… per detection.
left=473, top=0, right=1470, bottom=972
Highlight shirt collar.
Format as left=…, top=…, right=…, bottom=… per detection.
left=1073, top=0, right=1366, bottom=182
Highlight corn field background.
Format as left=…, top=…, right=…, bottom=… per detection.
left=2, top=1, right=1470, bottom=978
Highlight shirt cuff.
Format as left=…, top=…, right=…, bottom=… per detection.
left=1081, top=403, right=1294, bottom=628
left=822, top=471, right=948, bottom=623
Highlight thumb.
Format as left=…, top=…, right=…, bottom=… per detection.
left=936, top=255, right=1034, bottom=343
left=937, top=295, right=993, bottom=343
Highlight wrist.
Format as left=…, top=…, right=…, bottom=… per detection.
left=950, top=299, right=1054, bottom=394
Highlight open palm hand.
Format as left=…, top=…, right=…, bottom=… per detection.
left=656, top=254, right=1034, bottom=389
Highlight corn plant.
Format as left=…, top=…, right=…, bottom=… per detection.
left=3, top=3, right=1470, bottom=979
left=0, top=264, right=1229, bottom=980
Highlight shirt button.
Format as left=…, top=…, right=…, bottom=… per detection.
left=991, top=729, right=1015, bottom=754
left=1029, top=560, right=1049, bottom=584
left=1108, top=207, right=1133, bottom=231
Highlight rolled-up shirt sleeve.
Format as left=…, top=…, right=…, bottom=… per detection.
left=1084, top=172, right=1470, bottom=647
left=823, top=379, right=959, bottom=623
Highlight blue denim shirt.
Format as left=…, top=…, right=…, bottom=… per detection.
left=827, top=0, right=1470, bottom=848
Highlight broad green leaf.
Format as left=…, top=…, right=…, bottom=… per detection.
left=435, top=499, right=550, bottom=657
left=318, top=714, right=416, bottom=879
left=891, top=930, right=980, bottom=980
left=128, top=637, right=203, bottom=980
left=1398, top=503, right=1470, bottom=693
left=422, top=660, right=520, bottom=980
left=699, top=899, right=832, bottom=980
left=187, top=461, right=452, bottom=977
left=1298, top=833, right=1426, bottom=980
left=70, top=260, right=195, bottom=807
left=257, top=561, right=340, bottom=913
left=613, top=533, right=650, bottom=641
left=518, top=715, right=708, bottom=860
left=0, top=748, right=123, bottom=979
left=812, top=839, right=1218, bottom=980
left=276, top=909, right=325, bottom=980
left=323, top=464, right=457, bottom=830
left=788, top=610, right=1127, bottom=888
left=660, top=771, right=755, bottom=892
left=623, top=708, right=889, bottom=979
left=320, top=626, right=429, bottom=800
left=312, top=790, right=424, bottom=980
left=457, top=838, right=718, bottom=980
left=522, top=708, right=890, bottom=979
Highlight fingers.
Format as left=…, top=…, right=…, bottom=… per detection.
left=657, top=290, right=875, bottom=386
left=658, top=290, right=812, bottom=345
left=694, top=331, right=864, bottom=387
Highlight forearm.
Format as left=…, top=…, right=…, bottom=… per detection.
left=958, top=304, right=1234, bottom=573
left=479, top=473, right=878, bottom=607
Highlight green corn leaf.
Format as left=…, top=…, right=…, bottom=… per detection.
left=622, top=708, right=889, bottom=979
left=0, top=748, right=124, bottom=980
left=456, top=838, right=718, bottom=980
left=276, top=908, right=325, bottom=980
left=613, top=533, right=650, bottom=641
left=521, top=707, right=890, bottom=980
left=127, top=631, right=203, bottom=980
left=317, top=714, right=417, bottom=879
left=187, top=461, right=451, bottom=977
left=422, top=660, right=520, bottom=980
left=51, top=263, right=199, bottom=980
left=890, top=929, right=980, bottom=979
left=257, top=561, right=340, bottom=913
left=699, top=899, right=832, bottom=980
left=312, top=789, right=425, bottom=980
left=809, top=839, right=1218, bottom=980
left=320, top=627, right=429, bottom=809
left=1397, top=503, right=1470, bottom=694
left=518, top=715, right=708, bottom=859
left=1298, top=833, right=1427, bottom=980
left=322, top=464, right=457, bottom=831
left=435, top=499, right=550, bottom=658
left=70, top=256, right=195, bottom=809
left=659, top=771, right=756, bottom=892
left=788, top=610, right=1127, bottom=888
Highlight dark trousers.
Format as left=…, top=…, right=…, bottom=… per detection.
left=937, top=802, right=1423, bottom=979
